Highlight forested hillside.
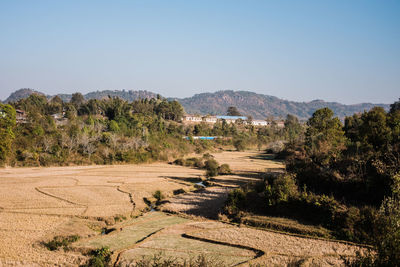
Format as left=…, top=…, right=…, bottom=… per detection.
left=175, top=90, right=390, bottom=120
left=223, top=98, right=400, bottom=266
left=3, top=89, right=390, bottom=120
left=0, top=92, right=283, bottom=167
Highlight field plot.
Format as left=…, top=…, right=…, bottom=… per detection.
left=0, top=162, right=204, bottom=265
left=119, top=235, right=256, bottom=266
left=211, top=151, right=284, bottom=172
left=75, top=212, right=188, bottom=251
left=189, top=222, right=361, bottom=266
left=74, top=212, right=257, bottom=266
left=162, top=187, right=231, bottom=219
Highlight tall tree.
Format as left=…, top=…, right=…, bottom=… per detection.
left=305, top=107, right=346, bottom=165
left=359, top=107, right=391, bottom=152
left=0, top=104, right=16, bottom=163
left=227, top=106, right=241, bottom=116
left=284, top=114, right=303, bottom=146
left=70, top=92, right=85, bottom=109
left=47, top=95, right=63, bottom=114
left=390, top=98, right=400, bottom=114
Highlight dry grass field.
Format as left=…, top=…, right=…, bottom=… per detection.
left=0, top=150, right=363, bottom=266
left=0, top=163, right=202, bottom=265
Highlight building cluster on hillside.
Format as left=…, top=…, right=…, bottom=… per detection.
left=16, top=109, right=27, bottom=124
left=15, top=109, right=68, bottom=125
left=183, top=114, right=284, bottom=127
left=13, top=108, right=283, bottom=128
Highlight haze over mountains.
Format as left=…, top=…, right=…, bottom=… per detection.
left=4, top=88, right=390, bottom=120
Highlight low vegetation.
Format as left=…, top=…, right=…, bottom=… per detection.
left=84, top=246, right=112, bottom=267
left=124, top=253, right=225, bottom=267
left=173, top=154, right=231, bottom=178
left=223, top=99, right=400, bottom=266
left=153, top=190, right=165, bottom=202
left=0, top=94, right=303, bottom=167
left=43, top=235, right=80, bottom=251
left=2, top=91, right=399, bottom=266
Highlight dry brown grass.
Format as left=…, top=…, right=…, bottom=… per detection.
left=186, top=221, right=362, bottom=266
left=0, top=163, right=202, bottom=265
left=0, top=150, right=363, bottom=266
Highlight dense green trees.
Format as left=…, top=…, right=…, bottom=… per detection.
left=305, top=107, right=346, bottom=165
left=0, top=104, right=16, bottom=164
left=223, top=103, right=400, bottom=259
left=283, top=104, right=400, bottom=257
left=226, top=106, right=241, bottom=116
left=284, top=114, right=304, bottom=147
left=390, top=98, right=400, bottom=113
left=70, top=92, right=85, bottom=109
left=4, top=95, right=194, bottom=166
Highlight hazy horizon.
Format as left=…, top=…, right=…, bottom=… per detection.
left=1, top=1, right=399, bottom=104
left=3, top=88, right=395, bottom=105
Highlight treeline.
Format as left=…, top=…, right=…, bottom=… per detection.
left=0, top=93, right=193, bottom=166
left=225, top=99, right=400, bottom=266
left=0, top=93, right=298, bottom=167
left=184, top=114, right=304, bottom=152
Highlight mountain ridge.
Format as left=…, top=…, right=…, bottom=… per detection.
left=3, top=88, right=390, bottom=120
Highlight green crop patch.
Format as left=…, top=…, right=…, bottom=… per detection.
left=75, top=212, right=188, bottom=251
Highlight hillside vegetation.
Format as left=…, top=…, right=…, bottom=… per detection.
left=176, top=90, right=389, bottom=120
left=223, top=99, right=400, bottom=266
left=3, top=88, right=389, bottom=120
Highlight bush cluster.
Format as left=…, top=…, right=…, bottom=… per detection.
left=43, top=235, right=80, bottom=251
left=125, top=253, right=224, bottom=267
left=84, top=246, right=112, bottom=267
left=173, top=155, right=231, bottom=178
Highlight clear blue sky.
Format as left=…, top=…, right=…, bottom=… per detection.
left=1, top=0, right=399, bottom=104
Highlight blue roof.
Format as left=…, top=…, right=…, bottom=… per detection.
left=216, top=116, right=247, bottom=120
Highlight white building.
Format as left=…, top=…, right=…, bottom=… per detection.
left=183, top=115, right=203, bottom=122
left=203, top=116, right=217, bottom=123
left=216, top=116, right=247, bottom=124
left=251, top=120, right=269, bottom=126
left=276, top=121, right=285, bottom=128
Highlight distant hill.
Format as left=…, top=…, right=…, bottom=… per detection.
left=57, top=90, right=158, bottom=102
left=174, top=90, right=390, bottom=120
left=4, top=89, right=158, bottom=103
left=4, top=88, right=45, bottom=103
left=3, top=89, right=390, bottom=120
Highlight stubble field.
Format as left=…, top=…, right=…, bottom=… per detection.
left=0, top=151, right=363, bottom=266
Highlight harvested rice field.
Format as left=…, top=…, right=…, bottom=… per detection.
left=0, top=151, right=363, bottom=266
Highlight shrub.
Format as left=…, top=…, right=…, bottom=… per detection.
left=185, top=157, right=204, bottom=168
left=204, top=159, right=219, bottom=177
left=225, top=188, right=247, bottom=215
left=85, top=246, right=112, bottom=267
left=173, top=158, right=185, bottom=166
left=114, top=215, right=127, bottom=222
left=373, top=195, right=400, bottom=266
left=173, top=188, right=185, bottom=195
left=194, top=158, right=205, bottom=168
left=126, top=252, right=225, bottom=267
left=265, top=173, right=299, bottom=205
left=266, top=140, right=285, bottom=154
left=218, top=164, right=232, bottom=175
left=43, top=235, right=80, bottom=251
left=153, top=190, right=164, bottom=202
left=233, top=138, right=246, bottom=151
left=202, top=153, right=214, bottom=159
